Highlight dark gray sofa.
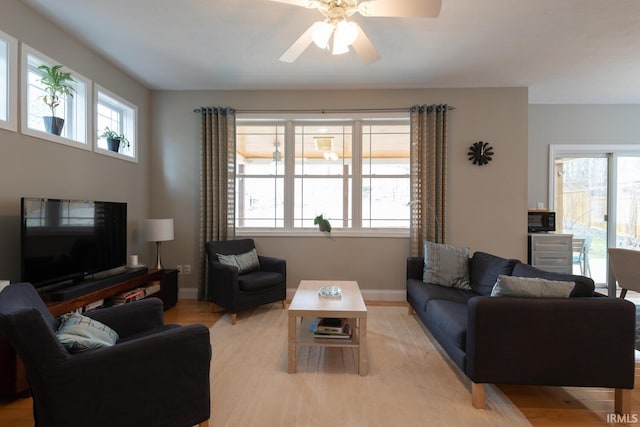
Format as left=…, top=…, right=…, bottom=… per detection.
left=407, top=251, right=635, bottom=413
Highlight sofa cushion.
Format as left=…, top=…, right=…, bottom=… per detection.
left=468, top=252, right=520, bottom=296
left=407, top=279, right=476, bottom=313
left=423, top=242, right=471, bottom=290
left=511, top=263, right=595, bottom=297
left=238, top=271, right=282, bottom=291
left=425, top=300, right=468, bottom=351
left=491, top=275, right=575, bottom=298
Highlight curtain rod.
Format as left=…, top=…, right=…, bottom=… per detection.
left=193, top=106, right=455, bottom=114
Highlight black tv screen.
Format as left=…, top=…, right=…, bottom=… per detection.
left=21, top=197, right=127, bottom=288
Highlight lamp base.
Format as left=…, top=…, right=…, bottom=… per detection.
left=154, top=241, right=164, bottom=270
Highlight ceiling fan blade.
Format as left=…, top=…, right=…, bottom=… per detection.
left=279, top=22, right=322, bottom=63
left=351, top=23, right=380, bottom=64
left=267, top=0, right=317, bottom=8
left=358, top=0, right=442, bottom=17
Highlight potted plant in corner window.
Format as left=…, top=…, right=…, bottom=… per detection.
left=314, top=214, right=332, bottom=233
left=99, top=127, right=130, bottom=153
left=37, top=64, right=76, bottom=136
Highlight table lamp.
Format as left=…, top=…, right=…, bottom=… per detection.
left=144, top=218, right=174, bottom=270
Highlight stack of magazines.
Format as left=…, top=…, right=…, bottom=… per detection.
left=309, top=317, right=352, bottom=339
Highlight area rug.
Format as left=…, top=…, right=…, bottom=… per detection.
left=210, top=304, right=531, bottom=427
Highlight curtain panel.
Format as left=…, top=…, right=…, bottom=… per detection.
left=198, top=107, right=236, bottom=299
left=409, top=104, right=449, bottom=257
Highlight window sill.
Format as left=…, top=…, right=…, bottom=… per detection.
left=21, top=126, right=90, bottom=151
left=95, top=147, right=138, bottom=163
left=236, top=229, right=409, bottom=238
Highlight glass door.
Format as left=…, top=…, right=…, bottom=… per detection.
left=554, top=156, right=608, bottom=286
left=551, top=147, right=640, bottom=296
left=615, top=156, right=640, bottom=251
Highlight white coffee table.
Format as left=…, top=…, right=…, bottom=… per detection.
left=287, top=280, right=368, bottom=376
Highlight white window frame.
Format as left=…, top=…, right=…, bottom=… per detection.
left=236, top=113, right=410, bottom=237
left=94, top=84, right=138, bottom=163
left=20, top=44, right=91, bottom=150
left=0, top=29, right=17, bottom=132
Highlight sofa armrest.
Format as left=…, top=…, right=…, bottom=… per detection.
left=207, top=259, right=240, bottom=302
left=41, top=324, right=211, bottom=427
left=466, top=296, right=635, bottom=389
left=85, top=298, right=164, bottom=338
left=259, top=255, right=286, bottom=277
left=407, top=257, right=424, bottom=281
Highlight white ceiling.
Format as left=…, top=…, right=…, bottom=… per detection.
left=20, top=0, right=640, bottom=104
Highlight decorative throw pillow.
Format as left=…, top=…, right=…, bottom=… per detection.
left=55, top=312, right=119, bottom=353
left=217, top=253, right=240, bottom=270
left=217, top=249, right=260, bottom=274
left=423, top=241, right=471, bottom=290
left=490, top=275, right=575, bottom=298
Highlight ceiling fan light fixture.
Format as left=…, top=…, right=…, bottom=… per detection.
left=334, top=20, right=358, bottom=46
left=332, top=39, right=350, bottom=55
left=311, top=21, right=334, bottom=49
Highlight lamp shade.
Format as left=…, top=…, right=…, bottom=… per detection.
left=144, top=219, right=174, bottom=242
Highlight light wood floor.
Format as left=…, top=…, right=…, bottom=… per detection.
left=1, top=299, right=639, bottom=426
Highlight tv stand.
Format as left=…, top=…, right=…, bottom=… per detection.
left=0, top=268, right=178, bottom=396
left=48, top=267, right=149, bottom=301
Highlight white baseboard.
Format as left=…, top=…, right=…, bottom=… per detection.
left=179, top=287, right=406, bottom=302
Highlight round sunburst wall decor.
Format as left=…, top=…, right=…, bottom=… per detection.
left=467, top=141, right=494, bottom=166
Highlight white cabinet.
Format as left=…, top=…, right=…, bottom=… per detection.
left=527, top=233, right=572, bottom=274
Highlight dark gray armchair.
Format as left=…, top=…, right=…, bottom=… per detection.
left=0, top=282, right=211, bottom=427
left=206, top=239, right=286, bottom=324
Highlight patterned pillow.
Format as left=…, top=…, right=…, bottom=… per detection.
left=423, top=241, right=471, bottom=290
left=55, top=312, right=119, bottom=353
left=490, top=275, right=575, bottom=298
left=217, top=248, right=260, bottom=274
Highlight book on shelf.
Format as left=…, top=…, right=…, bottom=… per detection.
left=316, top=317, right=347, bottom=333
left=83, top=299, right=105, bottom=312
left=314, top=324, right=352, bottom=339
left=143, top=282, right=161, bottom=296
left=106, top=288, right=146, bottom=306
left=309, top=318, right=352, bottom=339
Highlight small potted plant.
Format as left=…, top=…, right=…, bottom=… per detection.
left=99, top=127, right=130, bottom=152
left=314, top=214, right=332, bottom=233
left=37, top=64, right=76, bottom=136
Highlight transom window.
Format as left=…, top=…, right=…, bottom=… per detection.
left=95, top=85, right=138, bottom=161
left=21, top=45, right=89, bottom=148
left=236, top=116, right=410, bottom=233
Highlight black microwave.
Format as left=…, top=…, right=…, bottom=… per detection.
left=528, top=211, right=556, bottom=233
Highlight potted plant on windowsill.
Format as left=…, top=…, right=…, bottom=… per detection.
left=38, top=64, right=76, bottom=136
left=314, top=214, right=332, bottom=233
left=99, top=127, right=130, bottom=153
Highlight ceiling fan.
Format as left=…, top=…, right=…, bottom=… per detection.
left=269, top=0, right=442, bottom=64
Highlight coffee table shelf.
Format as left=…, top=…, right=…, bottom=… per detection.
left=296, top=317, right=360, bottom=347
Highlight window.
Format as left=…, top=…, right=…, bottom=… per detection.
left=0, top=30, right=17, bottom=131
left=21, top=45, right=90, bottom=149
left=95, top=85, right=138, bottom=161
left=236, top=116, right=410, bottom=233
left=361, top=122, right=411, bottom=228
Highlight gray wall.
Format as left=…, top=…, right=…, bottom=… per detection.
left=528, top=105, right=640, bottom=209
left=151, top=88, right=529, bottom=297
left=0, top=0, right=151, bottom=282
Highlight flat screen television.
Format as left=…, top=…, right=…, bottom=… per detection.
left=20, top=197, right=127, bottom=289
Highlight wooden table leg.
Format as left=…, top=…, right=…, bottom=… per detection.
left=358, top=316, right=368, bottom=376
left=288, top=314, right=297, bottom=373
